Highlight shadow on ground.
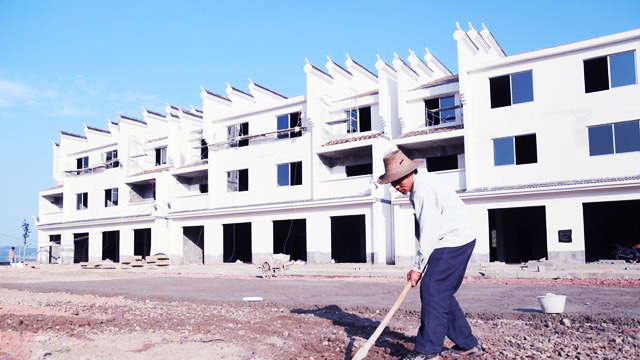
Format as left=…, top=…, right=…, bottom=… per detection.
left=292, top=305, right=413, bottom=359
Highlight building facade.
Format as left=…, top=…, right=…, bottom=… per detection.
left=37, top=24, right=640, bottom=266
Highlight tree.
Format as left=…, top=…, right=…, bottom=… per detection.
left=21, top=219, right=31, bottom=262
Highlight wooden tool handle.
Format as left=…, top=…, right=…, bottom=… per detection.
left=352, top=281, right=413, bottom=360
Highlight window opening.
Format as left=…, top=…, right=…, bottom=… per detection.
left=105, top=150, right=119, bottom=168
left=76, top=156, right=89, bottom=170
left=277, top=161, right=302, bottom=186
left=227, top=169, right=248, bottom=192
left=155, top=147, right=167, bottom=166
left=104, top=188, right=118, bottom=207
left=493, top=134, right=537, bottom=166
left=200, top=139, right=208, bottom=160
left=76, top=192, right=88, bottom=210
left=585, top=51, right=636, bottom=93
left=589, top=120, right=640, bottom=155
left=345, top=163, right=372, bottom=177
left=426, top=154, right=458, bottom=172
left=345, top=106, right=371, bottom=133
left=490, top=70, right=533, bottom=108
left=228, top=122, right=249, bottom=147
left=425, top=96, right=456, bottom=126
left=277, top=112, right=303, bottom=139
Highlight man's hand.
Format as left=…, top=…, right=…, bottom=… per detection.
left=406, top=269, right=422, bottom=287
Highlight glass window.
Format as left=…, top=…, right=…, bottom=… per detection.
left=610, top=51, right=637, bottom=88
left=105, top=188, right=118, bottom=207
left=439, top=96, right=456, bottom=123
left=277, top=162, right=302, bottom=186
left=289, top=112, right=302, bottom=138
left=511, top=71, right=534, bottom=104
left=614, top=120, right=640, bottom=153
left=277, top=164, right=289, bottom=186
left=588, top=124, right=614, bottom=156
left=347, top=109, right=358, bottom=133
left=76, top=156, right=89, bottom=170
left=277, top=115, right=289, bottom=139
left=493, top=137, right=515, bottom=165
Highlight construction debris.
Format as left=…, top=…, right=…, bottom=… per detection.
left=81, top=255, right=170, bottom=270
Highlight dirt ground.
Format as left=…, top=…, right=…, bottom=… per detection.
left=0, top=268, right=639, bottom=359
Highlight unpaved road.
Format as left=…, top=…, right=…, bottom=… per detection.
left=1, top=275, right=639, bottom=317
left=0, top=269, right=639, bottom=359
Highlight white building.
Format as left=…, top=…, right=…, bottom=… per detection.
left=37, top=24, right=640, bottom=266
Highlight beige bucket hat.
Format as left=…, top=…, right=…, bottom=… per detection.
left=377, top=150, right=420, bottom=184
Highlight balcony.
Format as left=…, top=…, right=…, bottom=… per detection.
left=434, top=168, right=466, bottom=192
left=38, top=211, right=64, bottom=225
left=316, top=175, right=374, bottom=199
left=170, top=193, right=208, bottom=212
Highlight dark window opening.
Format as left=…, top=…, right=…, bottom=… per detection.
left=227, top=169, right=248, bottom=192
left=488, top=206, right=548, bottom=264
left=200, top=139, right=208, bottom=160
left=76, top=192, right=88, bottom=210
left=76, top=156, right=89, bottom=170
left=105, top=150, right=119, bottom=168
left=134, top=228, right=151, bottom=259
left=223, top=222, right=252, bottom=263
left=129, top=183, right=156, bottom=202
left=155, top=147, right=167, bottom=166
left=331, top=215, right=366, bottom=263
left=102, top=231, right=120, bottom=262
left=346, top=163, right=373, bottom=177
left=273, top=219, right=307, bottom=261
left=515, top=134, right=537, bottom=164
left=583, top=200, right=640, bottom=262
left=359, top=106, right=371, bottom=132
left=104, top=188, right=118, bottom=207
left=427, top=154, right=458, bottom=172
left=48, top=234, right=61, bottom=264
left=183, top=226, right=205, bottom=265
left=346, top=106, right=372, bottom=133
left=199, top=183, right=208, bottom=193
left=489, top=75, right=511, bottom=108
left=228, top=122, right=249, bottom=147
left=584, top=56, right=610, bottom=93
left=73, top=233, right=89, bottom=263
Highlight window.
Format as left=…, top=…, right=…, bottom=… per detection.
left=105, top=150, right=119, bottom=168
left=277, top=112, right=303, bottom=139
left=277, top=161, right=302, bottom=186
left=155, top=147, right=167, bottom=166
left=76, top=192, right=88, bottom=210
left=198, top=183, right=208, bottom=193
left=346, top=163, right=373, bottom=177
left=227, top=169, right=248, bottom=192
left=426, top=154, right=458, bottom=172
left=345, top=106, right=372, bottom=133
left=584, top=51, right=636, bottom=93
left=227, top=122, right=249, bottom=147
left=493, top=134, right=537, bottom=166
left=490, top=70, right=533, bottom=108
left=425, top=96, right=456, bottom=126
left=104, top=188, right=118, bottom=207
left=200, top=139, right=208, bottom=160
left=588, top=120, right=640, bottom=156
left=76, top=156, right=89, bottom=170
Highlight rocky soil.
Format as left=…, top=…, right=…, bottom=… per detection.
left=0, top=285, right=639, bottom=360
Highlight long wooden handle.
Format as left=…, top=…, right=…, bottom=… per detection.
left=352, top=281, right=413, bottom=360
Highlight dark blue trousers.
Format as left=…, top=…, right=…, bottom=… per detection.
left=415, top=240, right=478, bottom=355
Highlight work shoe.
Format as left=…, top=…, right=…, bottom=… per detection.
left=441, top=343, right=485, bottom=357
left=402, top=351, right=441, bottom=360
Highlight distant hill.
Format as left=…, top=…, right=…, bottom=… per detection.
left=0, top=246, right=38, bottom=262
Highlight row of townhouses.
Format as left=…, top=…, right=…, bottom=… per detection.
left=37, top=23, right=640, bottom=266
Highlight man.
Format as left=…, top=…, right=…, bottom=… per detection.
left=378, top=150, right=482, bottom=360
left=8, top=247, right=16, bottom=263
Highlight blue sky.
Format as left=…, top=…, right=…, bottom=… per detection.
left=0, top=0, right=639, bottom=248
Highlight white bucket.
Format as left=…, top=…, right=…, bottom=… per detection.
left=537, top=293, right=567, bottom=314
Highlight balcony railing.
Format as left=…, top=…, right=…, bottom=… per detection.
left=316, top=175, right=373, bottom=199
left=170, top=193, right=208, bottom=212
left=425, top=104, right=463, bottom=129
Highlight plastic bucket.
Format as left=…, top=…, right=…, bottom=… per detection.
left=537, top=293, right=567, bottom=314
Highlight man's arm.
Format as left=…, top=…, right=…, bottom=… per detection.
left=410, top=185, right=441, bottom=274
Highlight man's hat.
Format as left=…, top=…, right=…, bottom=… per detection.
left=377, top=150, right=420, bottom=184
